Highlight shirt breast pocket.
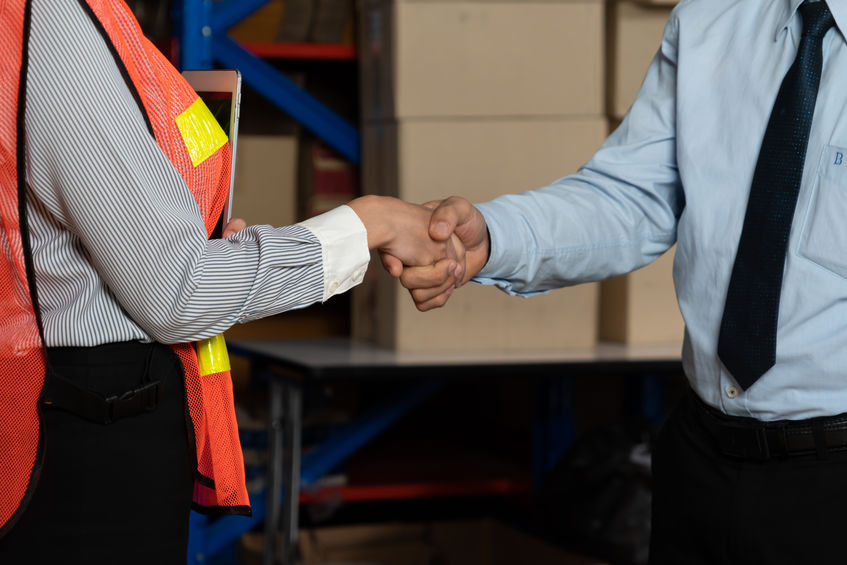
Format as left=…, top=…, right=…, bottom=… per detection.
left=799, top=145, right=847, bottom=279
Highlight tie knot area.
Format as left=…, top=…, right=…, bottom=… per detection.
left=799, top=1, right=835, bottom=38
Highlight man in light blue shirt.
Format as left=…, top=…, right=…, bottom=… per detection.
left=389, top=0, right=847, bottom=562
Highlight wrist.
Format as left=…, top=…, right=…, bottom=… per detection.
left=349, top=195, right=393, bottom=250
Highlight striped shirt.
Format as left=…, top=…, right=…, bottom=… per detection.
left=24, top=0, right=368, bottom=347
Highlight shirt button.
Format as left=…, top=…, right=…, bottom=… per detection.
left=329, top=281, right=340, bottom=293
left=726, top=386, right=739, bottom=399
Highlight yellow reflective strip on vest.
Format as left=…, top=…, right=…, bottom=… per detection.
left=195, top=334, right=231, bottom=376
left=175, top=98, right=228, bottom=167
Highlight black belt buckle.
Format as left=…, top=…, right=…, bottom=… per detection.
left=104, top=380, right=161, bottom=424
left=758, top=424, right=789, bottom=459
left=718, top=423, right=788, bottom=460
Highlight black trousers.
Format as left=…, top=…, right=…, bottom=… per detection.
left=0, top=342, right=195, bottom=565
left=649, top=389, right=847, bottom=565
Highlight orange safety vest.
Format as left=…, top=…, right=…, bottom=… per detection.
left=0, top=0, right=250, bottom=536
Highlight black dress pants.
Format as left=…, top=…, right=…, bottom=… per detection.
left=0, top=342, right=195, bottom=565
left=649, top=389, right=847, bottom=565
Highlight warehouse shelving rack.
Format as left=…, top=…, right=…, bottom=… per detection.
left=178, top=0, right=360, bottom=165
left=178, top=2, right=363, bottom=563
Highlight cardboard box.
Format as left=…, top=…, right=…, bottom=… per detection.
left=231, top=135, right=298, bottom=228
left=357, top=268, right=598, bottom=352
left=277, top=0, right=313, bottom=42
left=229, top=0, right=287, bottom=42
left=228, top=0, right=355, bottom=44
left=363, top=116, right=609, bottom=203
left=598, top=246, right=684, bottom=345
left=296, top=519, right=610, bottom=565
left=300, top=523, right=436, bottom=565
left=359, top=0, right=605, bottom=120
left=310, top=0, right=355, bottom=43
left=606, top=0, right=674, bottom=119
left=355, top=117, right=607, bottom=351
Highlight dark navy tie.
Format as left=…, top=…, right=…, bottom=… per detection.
left=718, top=1, right=835, bottom=390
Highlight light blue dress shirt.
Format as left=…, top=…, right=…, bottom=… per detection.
left=475, top=0, right=847, bottom=421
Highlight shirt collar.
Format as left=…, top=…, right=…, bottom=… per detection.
left=776, top=0, right=846, bottom=40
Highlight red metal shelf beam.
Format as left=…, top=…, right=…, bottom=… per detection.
left=299, top=479, right=532, bottom=504
left=242, top=42, right=357, bottom=61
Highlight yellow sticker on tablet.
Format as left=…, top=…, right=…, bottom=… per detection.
left=175, top=98, right=228, bottom=167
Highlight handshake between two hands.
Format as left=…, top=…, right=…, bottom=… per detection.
left=223, top=195, right=489, bottom=312
left=347, top=195, right=490, bottom=312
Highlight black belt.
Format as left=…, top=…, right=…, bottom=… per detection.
left=42, top=373, right=160, bottom=425
left=691, top=392, right=847, bottom=460
left=41, top=342, right=162, bottom=425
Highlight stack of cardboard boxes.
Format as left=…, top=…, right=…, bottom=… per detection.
left=354, top=0, right=608, bottom=352
left=600, top=0, right=683, bottom=346
left=228, top=0, right=685, bottom=350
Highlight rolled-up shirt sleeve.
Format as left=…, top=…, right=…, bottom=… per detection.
left=297, top=206, right=369, bottom=303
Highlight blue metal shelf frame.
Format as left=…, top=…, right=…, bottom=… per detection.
left=179, top=0, right=361, bottom=164
left=185, top=378, right=441, bottom=564
left=180, top=3, right=362, bottom=560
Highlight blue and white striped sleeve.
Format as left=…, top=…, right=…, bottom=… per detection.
left=24, top=0, right=368, bottom=345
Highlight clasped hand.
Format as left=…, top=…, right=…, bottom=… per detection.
left=370, top=196, right=490, bottom=312
left=227, top=195, right=488, bottom=312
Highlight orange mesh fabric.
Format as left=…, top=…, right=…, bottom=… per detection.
left=173, top=344, right=250, bottom=511
left=83, top=0, right=249, bottom=513
left=0, top=0, right=48, bottom=536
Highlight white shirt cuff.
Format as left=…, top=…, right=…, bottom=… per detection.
left=297, top=205, right=370, bottom=302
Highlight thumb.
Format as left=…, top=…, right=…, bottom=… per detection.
left=429, top=198, right=465, bottom=242
left=380, top=252, right=404, bottom=278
